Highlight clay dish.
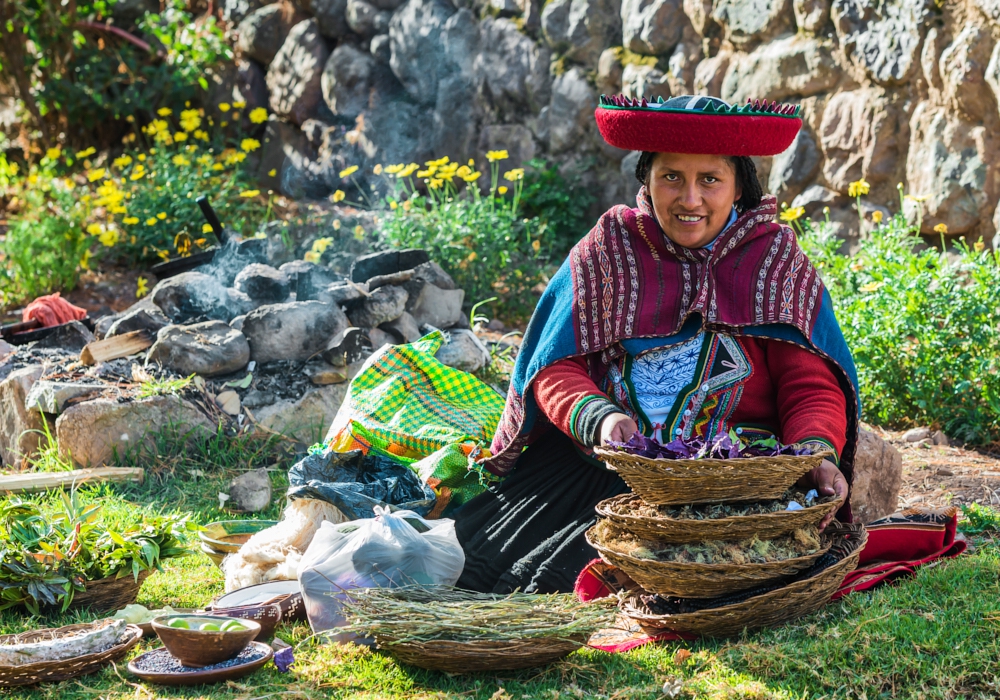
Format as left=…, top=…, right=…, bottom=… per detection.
left=151, top=615, right=260, bottom=668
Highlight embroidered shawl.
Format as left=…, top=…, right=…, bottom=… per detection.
left=479, top=189, right=860, bottom=502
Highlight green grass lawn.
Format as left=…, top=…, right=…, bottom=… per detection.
left=1, top=435, right=997, bottom=699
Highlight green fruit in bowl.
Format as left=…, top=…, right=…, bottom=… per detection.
left=168, top=618, right=190, bottom=629
left=198, top=622, right=221, bottom=631
left=221, top=620, right=246, bottom=632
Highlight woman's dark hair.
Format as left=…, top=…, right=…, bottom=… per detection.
left=634, top=151, right=764, bottom=213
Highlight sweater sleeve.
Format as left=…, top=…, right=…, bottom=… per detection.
left=533, top=357, right=620, bottom=447
left=765, top=341, right=849, bottom=462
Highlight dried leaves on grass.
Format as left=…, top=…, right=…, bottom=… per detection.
left=592, top=520, right=822, bottom=565
left=341, top=586, right=616, bottom=644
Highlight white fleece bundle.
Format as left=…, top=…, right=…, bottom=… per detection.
left=222, top=498, right=348, bottom=592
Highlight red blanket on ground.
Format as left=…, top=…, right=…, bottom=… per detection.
left=22, top=293, right=88, bottom=328
left=577, top=507, right=966, bottom=652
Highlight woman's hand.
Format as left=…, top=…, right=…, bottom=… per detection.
left=599, top=413, right=639, bottom=445
left=799, top=459, right=849, bottom=531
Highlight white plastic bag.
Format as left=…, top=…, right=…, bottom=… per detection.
left=298, top=506, right=465, bottom=635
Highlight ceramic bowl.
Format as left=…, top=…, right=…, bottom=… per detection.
left=151, top=615, right=260, bottom=668
left=199, top=520, right=277, bottom=554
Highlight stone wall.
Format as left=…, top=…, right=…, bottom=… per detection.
left=224, top=0, right=1000, bottom=246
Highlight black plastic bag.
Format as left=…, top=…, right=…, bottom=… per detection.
left=287, top=448, right=437, bottom=520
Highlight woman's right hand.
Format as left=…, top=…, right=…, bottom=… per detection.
left=599, top=413, right=639, bottom=445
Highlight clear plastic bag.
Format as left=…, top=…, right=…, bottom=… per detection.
left=298, top=506, right=465, bottom=636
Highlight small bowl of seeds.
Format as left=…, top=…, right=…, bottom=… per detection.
left=151, top=615, right=260, bottom=668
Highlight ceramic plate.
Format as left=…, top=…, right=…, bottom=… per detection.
left=127, top=641, right=273, bottom=686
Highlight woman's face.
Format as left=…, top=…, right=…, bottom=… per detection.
left=647, top=152, right=741, bottom=249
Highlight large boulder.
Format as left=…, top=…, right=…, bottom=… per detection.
left=234, top=263, right=291, bottom=303
left=435, top=329, right=491, bottom=373
left=234, top=59, right=270, bottom=113
left=151, top=271, right=247, bottom=324
left=693, top=53, right=730, bottom=96
left=223, top=0, right=267, bottom=25
left=548, top=67, right=597, bottom=154
left=475, top=18, right=552, bottom=118
left=831, top=0, right=931, bottom=85
left=56, top=396, right=215, bottom=467
left=938, top=23, right=995, bottom=121
left=541, top=0, right=622, bottom=67
left=850, top=429, right=902, bottom=524
left=819, top=88, right=905, bottom=192
left=389, top=0, right=456, bottom=106
left=242, top=301, right=350, bottom=363
left=255, top=380, right=355, bottom=442
left=25, top=381, right=104, bottom=415
left=347, top=285, right=409, bottom=327
left=256, top=119, right=329, bottom=199
left=621, top=0, right=685, bottom=56
left=666, top=37, right=701, bottom=94
left=306, top=0, right=350, bottom=38
left=267, top=19, right=331, bottom=125
left=346, top=0, right=391, bottom=37
left=794, top=0, right=831, bottom=32
left=768, top=129, right=820, bottom=204
left=406, top=283, right=465, bottom=328
left=106, top=304, right=170, bottom=339
left=622, top=63, right=671, bottom=101
left=0, top=365, right=46, bottom=467
left=351, top=248, right=429, bottom=283
left=322, top=44, right=385, bottom=118
left=721, top=34, right=839, bottom=104
left=905, top=101, right=994, bottom=235
left=711, top=0, right=792, bottom=49
left=147, top=322, right=252, bottom=377
left=237, top=4, right=306, bottom=66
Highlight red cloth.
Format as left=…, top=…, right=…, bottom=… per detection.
left=22, top=293, right=87, bottom=328
left=575, top=508, right=967, bottom=652
left=533, top=336, right=848, bottom=458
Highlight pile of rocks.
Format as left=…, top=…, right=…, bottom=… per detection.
left=0, top=244, right=491, bottom=469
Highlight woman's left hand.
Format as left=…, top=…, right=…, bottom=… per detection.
left=800, top=459, right=849, bottom=531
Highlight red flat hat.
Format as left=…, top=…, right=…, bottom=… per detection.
left=595, top=95, right=802, bottom=156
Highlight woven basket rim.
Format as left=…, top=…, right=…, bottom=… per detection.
left=586, top=525, right=831, bottom=574
left=596, top=492, right=844, bottom=527
left=593, top=446, right=834, bottom=470
left=0, top=622, right=142, bottom=685
left=621, top=524, right=867, bottom=627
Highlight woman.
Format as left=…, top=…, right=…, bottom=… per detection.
left=455, top=95, right=860, bottom=594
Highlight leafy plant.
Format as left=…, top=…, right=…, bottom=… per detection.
left=959, top=503, right=1000, bottom=535
left=519, top=157, right=596, bottom=259
left=0, top=487, right=195, bottom=614
left=793, top=199, right=1000, bottom=444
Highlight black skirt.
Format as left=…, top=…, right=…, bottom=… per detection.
left=454, top=429, right=628, bottom=594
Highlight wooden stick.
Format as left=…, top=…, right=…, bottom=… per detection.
left=80, top=330, right=154, bottom=366
left=0, top=468, right=145, bottom=494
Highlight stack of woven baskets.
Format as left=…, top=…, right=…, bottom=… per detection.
left=587, top=446, right=868, bottom=637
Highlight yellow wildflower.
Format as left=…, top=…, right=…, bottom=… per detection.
left=87, top=168, right=106, bottom=183
left=847, top=179, right=870, bottom=198
left=45, top=147, right=61, bottom=160
left=211, top=163, right=224, bottom=171
left=137, top=153, right=147, bottom=161
left=498, top=185, right=509, bottom=195
left=267, top=168, right=277, bottom=177
left=99, top=228, right=119, bottom=247
left=75, top=147, right=96, bottom=159
left=218, top=103, right=231, bottom=112
left=312, top=237, right=334, bottom=254
left=503, top=168, right=525, bottom=182
left=399, top=163, right=419, bottom=178
left=339, top=165, right=359, bottom=178
left=402, top=200, right=412, bottom=212
left=332, top=190, right=346, bottom=202
left=304, top=251, right=321, bottom=264
left=385, top=163, right=405, bottom=174
left=86, top=223, right=104, bottom=235
left=157, top=107, right=172, bottom=116
left=859, top=281, right=885, bottom=293
left=79, top=250, right=91, bottom=270
left=779, top=206, right=805, bottom=223
left=240, top=189, right=260, bottom=198
left=468, top=159, right=475, bottom=166
left=249, top=107, right=268, bottom=124
left=156, top=212, right=167, bottom=220
left=532, top=239, right=541, bottom=253
left=174, top=131, right=187, bottom=142
left=428, top=178, right=443, bottom=189
left=486, top=150, right=509, bottom=162
left=462, top=171, right=482, bottom=182
left=871, top=210, right=883, bottom=224
left=113, top=155, right=133, bottom=168
left=224, top=151, right=247, bottom=165
left=933, top=223, right=948, bottom=234
left=194, top=129, right=210, bottom=141
left=456, top=165, right=472, bottom=178
left=123, top=216, right=139, bottom=225
left=172, top=155, right=190, bottom=166
left=197, top=154, right=213, bottom=166
left=180, top=109, right=201, bottom=132
left=157, top=249, right=171, bottom=261
left=136, top=277, right=149, bottom=298
left=233, top=101, right=247, bottom=109
left=354, top=225, right=364, bottom=238
left=389, top=201, right=398, bottom=210
left=146, top=217, right=157, bottom=225
left=373, top=163, right=383, bottom=175
left=332, top=220, right=342, bottom=230
left=417, top=169, right=434, bottom=178
left=241, top=138, right=261, bottom=153
left=974, top=240, right=985, bottom=252
left=202, top=223, right=214, bottom=234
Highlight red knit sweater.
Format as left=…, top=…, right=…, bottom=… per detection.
left=533, top=335, right=848, bottom=459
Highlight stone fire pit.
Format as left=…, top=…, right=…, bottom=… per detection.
left=0, top=243, right=492, bottom=469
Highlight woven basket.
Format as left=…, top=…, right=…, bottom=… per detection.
left=586, top=525, right=831, bottom=598
left=593, top=446, right=832, bottom=505
left=377, top=635, right=585, bottom=673
left=621, top=523, right=867, bottom=637
left=68, top=570, right=150, bottom=613
left=595, top=493, right=844, bottom=544
left=0, top=621, right=142, bottom=687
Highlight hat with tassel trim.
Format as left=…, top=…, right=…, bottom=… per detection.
left=595, top=94, right=802, bottom=156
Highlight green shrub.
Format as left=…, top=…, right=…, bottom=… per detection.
left=374, top=155, right=554, bottom=323
left=519, top=157, right=596, bottom=260
left=796, top=207, right=1000, bottom=444
left=0, top=158, right=89, bottom=306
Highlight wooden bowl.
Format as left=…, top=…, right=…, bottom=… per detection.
left=151, top=615, right=260, bottom=668
left=199, top=520, right=277, bottom=554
